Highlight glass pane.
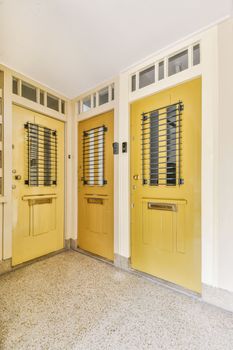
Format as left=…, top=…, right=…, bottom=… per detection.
left=111, top=84, right=114, bottom=100
left=77, top=101, right=81, bottom=114
left=93, top=94, right=96, bottom=108
left=29, top=124, right=39, bottom=186
left=131, top=75, right=136, bottom=91
left=83, top=126, right=105, bottom=186
left=44, top=127, right=51, bottom=186
left=40, top=91, right=44, bottom=105
left=150, top=111, right=159, bottom=185
left=61, top=100, right=65, bottom=114
left=99, top=88, right=108, bottom=106
left=139, top=66, right=155, bottom=89
left=99, top=87, right=109, bottom=105
left=97, top=127, right=104, bottom=186
left=158, top=61, right=164, bottom=80
left=47, top=93, right=59, bottom=111
left=82, top=95, right=91, bottom=112
left=12, top=78, right=18, bottom=94
left=22, top=81, right=37, bottom=102
left=166, top=106, right=177, bottom=185
left=193, top=44, right=200, bottom=66
left=168, top=50, right=188, bottom=76
left=88, top=129, right=95, bottom=185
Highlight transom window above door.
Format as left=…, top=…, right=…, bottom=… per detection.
left=130, top=43, right=200, bottom=92
left=77, top=83, right=115, bottom=115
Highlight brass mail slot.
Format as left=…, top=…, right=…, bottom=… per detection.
left=30, top=198, right=52, bottom=206
left=87, top=198, right=103, bottom=205
left=148, top=202, right=177, bottom=212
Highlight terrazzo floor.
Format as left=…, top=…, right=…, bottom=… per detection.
left=0, top=251, right=233, bottom=350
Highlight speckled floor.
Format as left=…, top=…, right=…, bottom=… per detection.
left=0, top=251, right=233, bottom=350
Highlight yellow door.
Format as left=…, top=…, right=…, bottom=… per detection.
left=78, top=111, right=114, bottom=260
left=12, top=105, right=64, bottom=266
left=131, top=78, right=201, bottom=292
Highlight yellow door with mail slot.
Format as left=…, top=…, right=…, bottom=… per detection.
left=131, top=78, right=201, bottom=292
left=12, top=105, right=64, bottom=265
left=78, top=111, right=114, bottom=260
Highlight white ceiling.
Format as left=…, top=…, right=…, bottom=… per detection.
left=0, top=0, right=232, bottom=98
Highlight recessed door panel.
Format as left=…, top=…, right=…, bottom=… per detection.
left=12, top=105, right=64, bottom=265
left=78, top=111, right=114, bottom=260
left=131, top=78, right=201, bottom=292
left=32, top=198, right=56, bottom=236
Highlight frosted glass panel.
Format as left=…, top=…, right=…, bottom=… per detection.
left=82, top=96, right=91, bottom=112
left=22, top=82, right=37, bottom=102
left=47, top=93, right=59, bottom=111
left=168, top=50, right=188, bottom=76
left=12, top=78, right=18, bottom=94
left=139, top=66, right=155, bottom=89
left=40, top=91, right=44, bottom=105
left=93, top=94, right=96, bottom=108
left=193, top=44, right=200, bottom=66
left=131, top=75, right=136, bottom=91
left=158, top=61, right=164, bottom=80
left=99, top=87, right=109, bottom=105
left=61, top=100, right=65, bottom=114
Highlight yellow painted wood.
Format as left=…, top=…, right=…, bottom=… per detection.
left=12, top=105, right=64, bottom=265
left=78, top=111, right=114, bottom=261
left=130, top=78, right=201, bottom=292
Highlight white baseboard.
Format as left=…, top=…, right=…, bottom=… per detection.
left=70, top=239, right=77, bottom=250
left=114, top=254, right=130, bottom=270
left=0, top=258, right=12, bottom=275
left=202, top=284, right=233, bottom=312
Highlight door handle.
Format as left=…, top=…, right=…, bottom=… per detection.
left=15, top=175, right=22, bottom=180
left=148, top=202, right=177, bottom=212
left=133, top=174, right=139, bottom=180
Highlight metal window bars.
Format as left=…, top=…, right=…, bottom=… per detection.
left=24, top=122, right=57, bottom=186
left=82, top=125, right=107, bottom=186
left=141, top=101, right=183, bottom=186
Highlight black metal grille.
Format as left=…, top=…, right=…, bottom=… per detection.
left=141, top=101, right=183, bottom=186
left=82, top=125, right=107, bottom=186
left=24, top=122, right=57, bottom=186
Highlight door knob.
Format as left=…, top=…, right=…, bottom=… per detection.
left=15, top=175, right=22, bottom=180
left=133, top=175, right=139, bottom=180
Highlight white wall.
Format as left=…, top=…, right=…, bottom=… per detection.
left=217, top=19, right=233, bottom=292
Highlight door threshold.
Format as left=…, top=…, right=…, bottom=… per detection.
left=71, top=248, right=201, bottom=300
left=72, top=247, right=114, bottom=266
left=128, top=267, right=201, bottom=299
left=0, top=248, right=67, bottom=277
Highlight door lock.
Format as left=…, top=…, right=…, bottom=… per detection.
left=133, top=175, right=139, bottom=180
left=15, top=175, right=22, bottom=180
